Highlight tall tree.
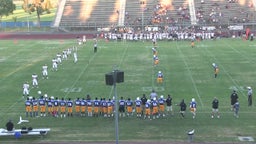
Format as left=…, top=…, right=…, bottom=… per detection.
left=0, top=0, right=16, bottom=21
left=22, top=0, right=53, bottom=27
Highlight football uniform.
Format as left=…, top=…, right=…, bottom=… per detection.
left=102, top=99, right=108, bottom=116
left=135, top=99, right=142, bottom=115
left=38, top=98, right=46, bottom=115
left=87, top=99, right=93, bottom=116
left=80, top=99, right=86, bottom=115
left=152, top=100, right=159, bottom=115
left=47, top=99, right=53, bottom=115
left=73, top=52, right=78, bottom=63
left=158, top=98, right=165, bottom=113
left=145, top=101, right=151, bottom=116
left=56, top=53, right=62, bottom=64
left=190, top=101, right=197, bottom=112
left=23, top=83, right=29, bottom=96
left=59, top=99, right=66, bottom=114
left=52, top=58, right=58, bottom=71
left=126, top=100, right=133, bottom=114
left=42, top=64, right=48, bottom=79
left=153, top=55, right=159, bottom=65
left=32, top=74, right=38, bottom=87
left=67, top=100, right=73, bottom=116
left=32, top=98, right=38, bottom=117
left=157, top=71, right=163, bottom=83
left=93, top=99, right=100, bottom=115
left=107, top=100, right=114, bottom=117
left=75, top=99, right=81, bottom=114
left=25, top=99, right=32, bottom=117
left=190, top=99, right=197, bottom=119
left=53, top=98, right=59, bottom=116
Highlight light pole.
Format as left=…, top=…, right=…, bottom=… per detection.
left=105, top=67, right=124, bottom=144
left=113, top=67, right=118, bottom=144
left=140, top=1, right=145, bottom=32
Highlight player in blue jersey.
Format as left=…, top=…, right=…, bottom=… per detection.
left=32, top=97, right=38, bottom=117
left=135, top=97, right=142, bottom=118
left=144, top=99, right=152, bottom=119
left=119, top=97, right=126, bottom=117
left=126, top=98, right=133, bottom=117
left=152, top=97, right=159, bottom=119
left=158, top=95, right=166, bottom=117
left=190, top=98, right=197, bottom=119
left=39, top=96, right=46, bottom=117
left=93, top=97, right=100, bottom=117
left=107, top=99, right=114, bottom=117
left=75, top=98, right=81, bottom=116
left=153, top=55, right=159, bottom=66
left=59, top=98, right=66, bottom=118
left=53, top=97, right=59, bottom=117
left=157, top=71, right=163, bottom=84
left=80, top=98, right=87, bottom=117
left=25, top=97, right=32, bottom=117
left=87, top=98, right=93, bottom=117
left=47, top=97, right=54, bottom=116
left=67, top=98, right=73, bottom=117
left=101, top=98, right=108, bottom=117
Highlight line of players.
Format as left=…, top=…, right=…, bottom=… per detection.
left=24, top=92, right=176, bottom=120
left=22, top=45, right=78, bottom=98
left=151, top=39, right=164, bottom=84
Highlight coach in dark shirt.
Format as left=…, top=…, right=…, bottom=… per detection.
left=6, top=120, right=14, bottom=131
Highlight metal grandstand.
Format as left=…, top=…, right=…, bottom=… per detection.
left=52, top=0, right=256, bottom=32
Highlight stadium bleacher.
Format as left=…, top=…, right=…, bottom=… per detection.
left=57, top=0, right=256, bottom=30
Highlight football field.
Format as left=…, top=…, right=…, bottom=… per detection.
left=0, top=38, right=256, bottom=143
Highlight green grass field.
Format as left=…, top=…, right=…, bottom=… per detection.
left=0, top=38, right=256, bottom=143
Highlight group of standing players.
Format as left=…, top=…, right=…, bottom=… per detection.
left=23, top=38, right=84, bottom=118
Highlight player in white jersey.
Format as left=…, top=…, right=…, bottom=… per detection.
left=67, top=48, right=72, bottom=57
left=73, top=51, right=78, bottom=63
left=82, top=35, right=87, bottom=44
left=32, top=73, right=38, bottom=88
left=56, top=53, right=62, bottom=64
left=42, top=64, right=48, bottom=79
left=52, top=58, right=58, bottom=71
left=23, top=82, right=30, bottom=97
left=62, top=50, right=68, bottom=60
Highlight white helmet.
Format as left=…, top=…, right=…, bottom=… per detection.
left=29, top=96, right=33, bottom=100
left=192, top=98, right=195, bottom=102
left=158, top=71, right=161, bottom=73
left=247, top=86, right=252, bottom=90
left=51, top=96, right=54, bottom=100
left=44, top=94, right=48, bottom=98
left=147, top=99, right=151, bottom=103
left=137, top=97, right=140, bottom=100
left=153, top=97, right=156, bottom=101
left=37, top=91, right=42, bottom=95
left=160, top=95, right=164, bottom=99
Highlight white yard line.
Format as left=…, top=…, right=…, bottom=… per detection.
left=108, top=43, right=129, bottom=99
left=201, top=41, right=247, bottom=97
left=175, top=42, right=204, bottom=107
